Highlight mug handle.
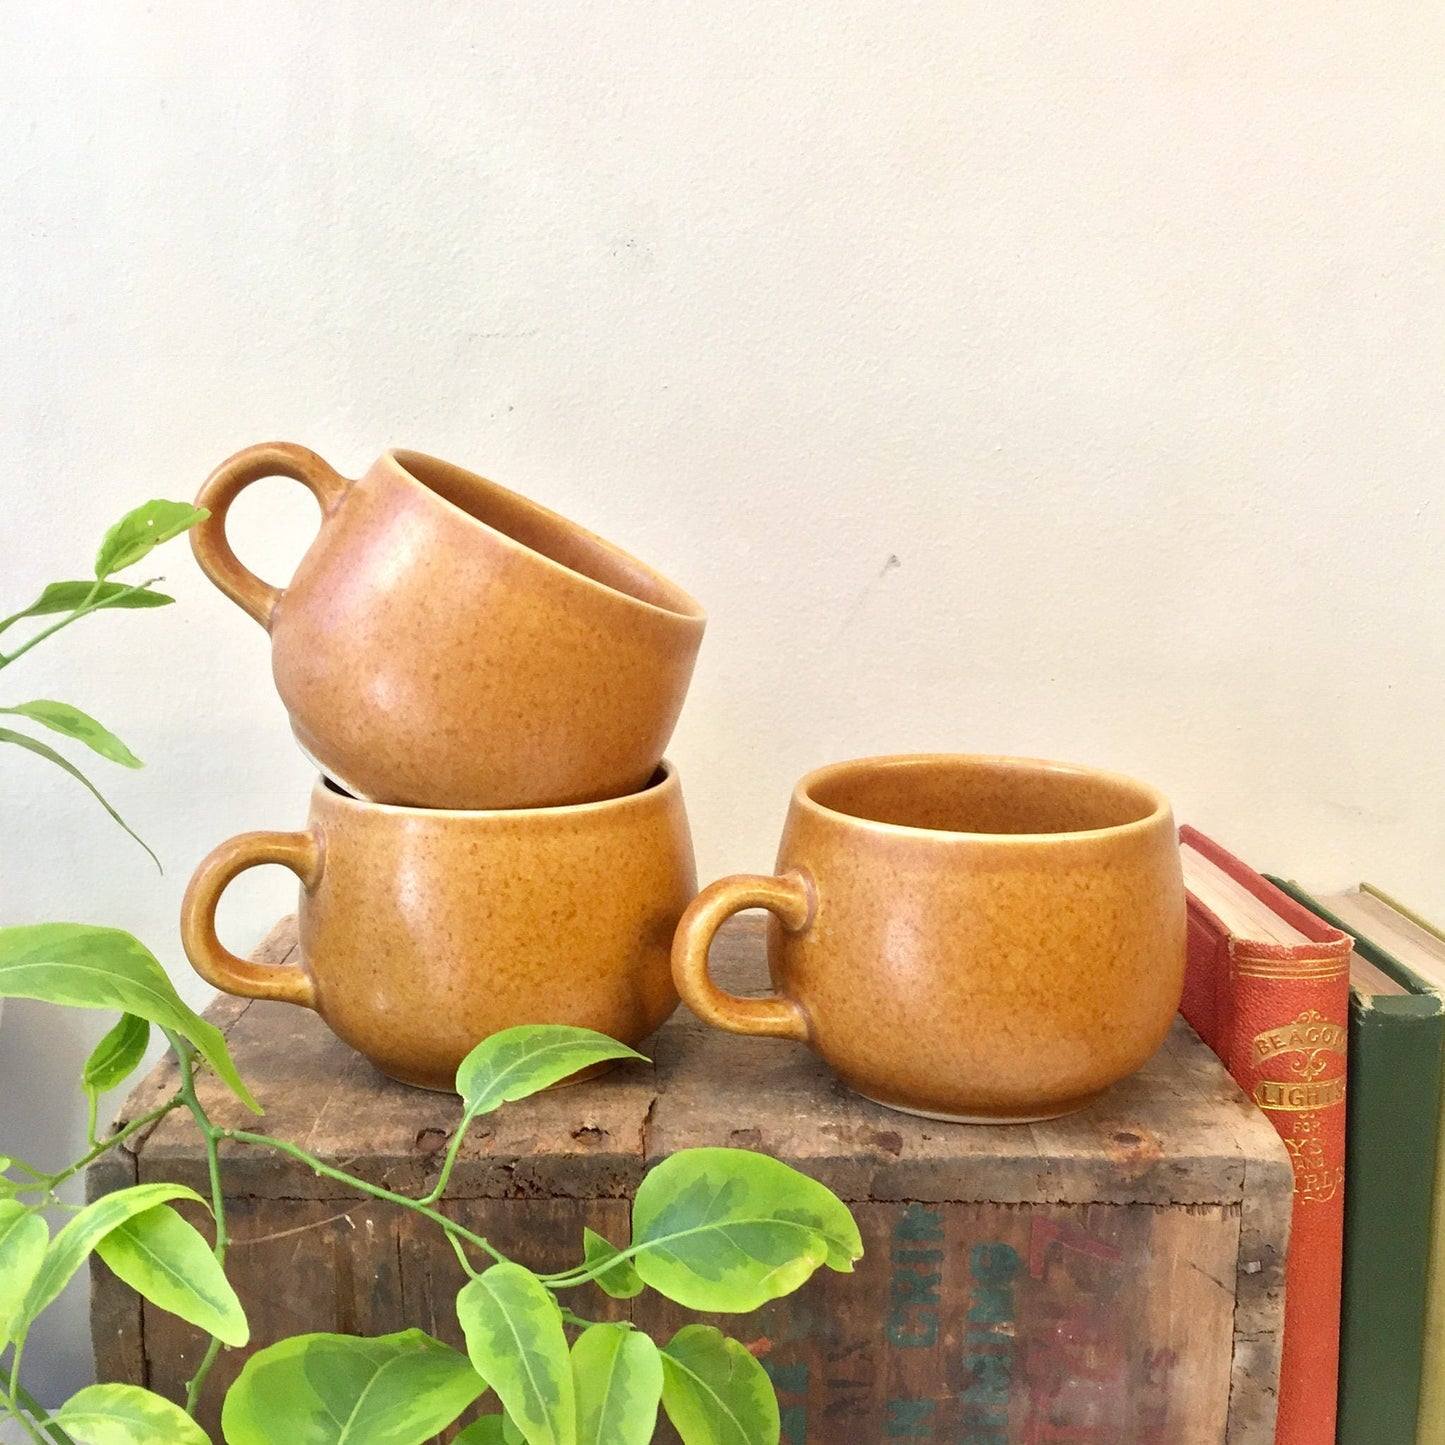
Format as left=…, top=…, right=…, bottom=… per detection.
left=190, top=442, right=350, bottom=628
left=180, top=830, right=323, bottom=1008
left=670, top=871, right=814, bottom=1042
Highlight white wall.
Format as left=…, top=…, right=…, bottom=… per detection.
left=4, top=0, right=1444, bottom=1402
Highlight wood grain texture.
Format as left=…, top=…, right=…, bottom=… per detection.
left=90, top=914, right=1292, bottom=1443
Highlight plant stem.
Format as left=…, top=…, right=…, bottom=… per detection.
left=446, top=1229, right=482, bottom=1280
left=418, top=1120, right=471, bottom=1206
left=166, top=1035, right=231, bottom=1416
left=4, top=1338, right=48, bottom=1445
left=0, top=1391, right=50, bottom=1445
left=185, top=1337, right=224, bottom=1417
left=13, top=1382, right=72, bottom=1445
left=32, top=1099, right=183, bottom=1195
left=544, top=1267, right=613, bottom=1290
left=0, top=582, right=151, bottom=671
left=218, top=1129, right=508, bottom=1264
left=5, top=1160, right=50, bottom=1183
left=542, top=1243, right=650, bottom=1289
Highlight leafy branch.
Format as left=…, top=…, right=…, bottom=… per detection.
left=0, top=924, right=863, bottom=1443
left=0, top=499, right=206, bottom=868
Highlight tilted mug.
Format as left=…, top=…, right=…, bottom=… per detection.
left=181, top=763, right=695, bottom=1091
left=671, top=754, right=1186, bottom=1122
left=191, top=443, right=706, bottom=809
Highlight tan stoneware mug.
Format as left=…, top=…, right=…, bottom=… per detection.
left=672, top=754, right=1186, bottom=1122
left=180, top=763, right=695, bottom=1091
left=191, top=443, right=706, bottom=810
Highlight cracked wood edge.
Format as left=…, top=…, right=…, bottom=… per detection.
left=1226, top=1138, right=1294, bottom=1445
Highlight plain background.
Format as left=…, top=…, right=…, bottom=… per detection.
left=3, top=1, right=1444, bottom=1404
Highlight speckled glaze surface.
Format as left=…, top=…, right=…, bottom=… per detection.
left=672, top=754, right=1186, bottom=1121
left=181, top=763, right=695, bottom=1091
left=191, top=443, right=706, bottom=809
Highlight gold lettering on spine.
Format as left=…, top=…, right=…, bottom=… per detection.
left=1248, top=1008, right=1346, bottom=1200
left=1251, top=1016, right=1348, bottom=1067
left=1282, top=1112, right=1344, bottom=1203
left=1252, top=1076, right=1346, bottom=1112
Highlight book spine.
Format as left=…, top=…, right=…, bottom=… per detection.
left=1338, top=993, right=1441, bottom=1443
left=1217, top=930, right=1350, bottom=1445
left=1418, top=1176, right=1445, bottom=1441
left=1352, top=884, right=1445, bottom=1439
left=1271, top=878, right=1444, bottom=1445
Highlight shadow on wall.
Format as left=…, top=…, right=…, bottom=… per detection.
left=0, top=1000, right=119, bottom=1404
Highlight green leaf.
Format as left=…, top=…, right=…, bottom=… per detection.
left=453, top=1421, right=508, bottom=1445
left=18, top=1182, right=205, bottom=1329
left=94, top=1204, right=247, bottom=1346
left=456, top=1025, right=644, bottom=1121
left=53, top=1383, right=206, bottom=1444
left=0, top=581, right=173, bottom=637
left=454, top=1418, right=527, bottom=1445
left=0, top=1200, right=48, bottom=1344
left=573, top=1324, right=662, bottom=1445
left=457, top=1263, right=576, bottom=1445
left=630, top=1149, right=863, bottom=1313
left=52, top=1382, right=211, bottom=1444
left=659, top=1326, right=779, bottom=1445
left=0, top=728, right=159, bottom=868
left=0, top=923, right=260, bottom=1112
left=581, top=1228, right=643, bottom=1300
left=221, top=1329, right=484, bottom=1444
left=0, top=701, right=142, bottom=767
left=94, top=500, right=207, bottom=579
left=82, top=1014, right=151, bottom=1097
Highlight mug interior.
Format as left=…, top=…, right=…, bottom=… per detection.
left=805, top=756, right=1163, bottom=837
left=393, top=451, right=704, bottom=620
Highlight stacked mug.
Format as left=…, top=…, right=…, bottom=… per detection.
left=179, top=443, right=706, bottom=1090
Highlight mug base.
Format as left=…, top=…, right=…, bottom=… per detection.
left=855, top=1089, right=1106, bottom=1125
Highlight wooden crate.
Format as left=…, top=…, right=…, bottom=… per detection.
left=90, top=918, right=1291, bottom=1444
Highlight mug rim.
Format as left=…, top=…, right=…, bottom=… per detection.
left=383, top=449, right=707, bottom=626
left=313, top=758, right=679, bottom=819
left=792, top=753, right=1173, bottom=843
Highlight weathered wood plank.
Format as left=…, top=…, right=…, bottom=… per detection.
left=1228, top=1142, right=1295, bottom=1445
left=92, top=913, right=1292, bottom=1444
left=639, top=1200, right=1239, bottom=1444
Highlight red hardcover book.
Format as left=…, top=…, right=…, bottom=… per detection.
left=1178, top=825, right=1351, bottom=1445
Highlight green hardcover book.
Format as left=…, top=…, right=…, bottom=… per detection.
left=1270, top=879, right=1445, bottom=1445
left=1344, top=885, right=1445, bottom=1445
